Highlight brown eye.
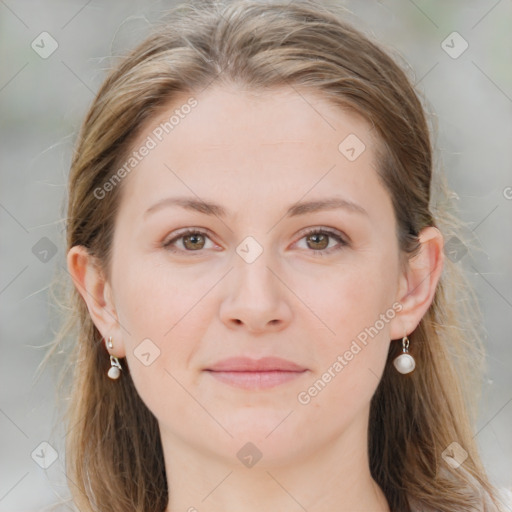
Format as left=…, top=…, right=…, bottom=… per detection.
left=163, top=229, right=214, bottom=253
left=296, top=228, right=348, bottom=255
left=182, top=233, right=206, bottom=250
left=306, top=232, right=329, bottom=250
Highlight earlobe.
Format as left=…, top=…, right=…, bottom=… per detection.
left=389, top=226, right=445, bottom=340
left=66, top=245, right=126, bottom=357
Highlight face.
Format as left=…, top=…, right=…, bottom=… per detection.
left=106, top=84, right=405, bottom=466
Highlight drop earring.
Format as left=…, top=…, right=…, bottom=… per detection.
left=106, top=336, right=122, bottom=380
left=393, top=335, right=416, bottom=374
left=108, top=356, right=122, bottom=380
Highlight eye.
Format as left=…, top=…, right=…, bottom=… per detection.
left=295, top=227, right=349, bottom=255
left=162, top=228, right=216, bottom=253
left=162, top=227, right=349, bottom=256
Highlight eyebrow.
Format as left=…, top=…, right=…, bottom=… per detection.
left=144, top=195, right=369, bottom=219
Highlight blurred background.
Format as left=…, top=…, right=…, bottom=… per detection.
left=1, top=0, right=511, bottom=510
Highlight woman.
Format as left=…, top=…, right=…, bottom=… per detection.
left=45, top=0, right=511, bottom=510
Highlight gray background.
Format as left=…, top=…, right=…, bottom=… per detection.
left=1, top=0, right=511, bottom=510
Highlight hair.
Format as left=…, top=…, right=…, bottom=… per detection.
left=40, top=0, right=508, bottom=511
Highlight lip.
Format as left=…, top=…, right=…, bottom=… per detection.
left=204, top=357, right=308, bottom=390
left=205, top=356, right=307, bottom=372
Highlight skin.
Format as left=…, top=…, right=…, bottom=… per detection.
left=68, top=84, right=444, bottom=512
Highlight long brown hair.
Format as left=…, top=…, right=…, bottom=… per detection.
left=42, top=1, right=507, bottom=510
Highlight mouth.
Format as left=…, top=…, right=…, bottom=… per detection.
left=203, top=356, right=308, bottom=390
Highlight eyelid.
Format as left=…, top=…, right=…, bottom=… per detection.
left=293, top=226, right=349, bottom=254
left=162, top=227, right=218, bottom=252
left=297, top=226, right=348, bottom=243
left=162, top=226, right=349, bottom=254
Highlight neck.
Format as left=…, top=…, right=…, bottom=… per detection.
left=161, top=409, right=390, bottom=512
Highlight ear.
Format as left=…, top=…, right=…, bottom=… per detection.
left=66, top=245, right=126, bottom=358
left=389, top=226, right=445, bottom=340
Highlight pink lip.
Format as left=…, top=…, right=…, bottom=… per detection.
left=205, top=356, right=306, bottom=372
left=204, top=357, right=308, bottom=390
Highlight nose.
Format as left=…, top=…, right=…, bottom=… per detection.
left=219, top=250, right=293, bottom=334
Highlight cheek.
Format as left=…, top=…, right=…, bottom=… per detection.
left=114, top=255, right=212, bottom=338
left=295, top=280, right=393, bottom=429
left=112, top=263, right=208, bottom=423
left=318, top=257, right=397, bottom=341
left=112, top=236, right=398, bottom=419
left=304, top=251, right=398, bottom=392
left=112, top=259, right=209, bottom=386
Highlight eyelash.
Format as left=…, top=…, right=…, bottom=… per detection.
left=162, top=227, right=349, bottom=256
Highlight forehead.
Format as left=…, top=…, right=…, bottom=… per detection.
left=116, top=84, right=389, bottom=221
left=134, top=84, right=377, bottom=152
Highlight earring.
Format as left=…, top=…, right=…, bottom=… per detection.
left=393, top=335, right=416, bottom=374
left=108, top=355, right=123, bottom=380
left=106, top=337, right=122, bottom=379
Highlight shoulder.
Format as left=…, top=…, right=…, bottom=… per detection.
left=498, top=487, right=512, bottom=508
left=408, top=465, right=512, bottom=512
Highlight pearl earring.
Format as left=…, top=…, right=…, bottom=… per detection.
left=393, top=335, right=416, bottom=374
left=108, top=356, right=123, bottom=380
left=106, top=336, right=122, bottom=380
